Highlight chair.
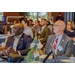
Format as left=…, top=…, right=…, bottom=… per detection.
left=4, top=25, right=7, bottom=34
left=0, top=46, right=5, bottom=51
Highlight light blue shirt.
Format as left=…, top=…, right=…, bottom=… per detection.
left=23, top=27, right=33, bottom=39
left=53, top=34, right=63, bottom=54
left=41, top=26, right=46, bottom=33
left=13, top=34, right=22, bottom=51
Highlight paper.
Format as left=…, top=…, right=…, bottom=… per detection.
left=70, top=57, right=75, bottom=63
left=60, top=59, right=70, bottom=63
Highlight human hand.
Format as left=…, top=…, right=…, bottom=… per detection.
left=6, top=46, right=16, bottom=54
left=37, top=41, right=43, bottom=49
left=3, top=46, right=16, bottom=56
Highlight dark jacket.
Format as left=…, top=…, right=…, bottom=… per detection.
left=56, top=16, right=63, bottom=21
left=5, top=33, right=32, bottom=55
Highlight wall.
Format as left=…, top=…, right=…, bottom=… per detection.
left=3, top=12, right=65, bottom=23
left=52, top=12, right=65, bottom=23
left=3, top=12, right=20, bottom=22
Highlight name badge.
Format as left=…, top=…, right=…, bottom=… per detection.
left=58, top=45, right=63, bottom=51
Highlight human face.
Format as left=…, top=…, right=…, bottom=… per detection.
left=12, top=26, right=21, bottom=36
left=41, top=20, right=45, bottom=26
left=53, top=22, right=62, bottom=34
left=66, top=22, right=71, bottom=30
left=21, top=21, right=26, bottom=28
left=13, top=21, right=17, bottom=25
left=35, top=20, right=39, bottom=27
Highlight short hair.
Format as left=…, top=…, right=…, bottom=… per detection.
left=66, top=20, right=74, bottom=29
left=59, top=13, right=61, bottom=14
left=14, top=23, right=24, bottom=30
left=13, top=20, right=18, bottom=23
left=41, top=19, right=47, bottom=22
left=22, top=19, right=29, bottom=26
left=29, top=19, right=33, bottom=22
left=35, top=20, right=40, bottom=23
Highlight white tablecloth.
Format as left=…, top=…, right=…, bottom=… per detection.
left=0, top=34, right=11, bottom=47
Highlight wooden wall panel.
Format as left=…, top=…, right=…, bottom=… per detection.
left=52, top=12, right=65, bottom=23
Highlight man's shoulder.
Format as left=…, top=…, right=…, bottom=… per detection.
left=7, top=35, right=14, bottom=38
left=48, top=34, right=55, bottom=39
left=22, top=33, right=32, bottom=39
left=44, top=26, right=50, bottom=31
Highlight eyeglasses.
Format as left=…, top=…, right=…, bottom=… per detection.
left=67, top=24, right=71, bottom=25
left=53, top=25, right=59, bottom=27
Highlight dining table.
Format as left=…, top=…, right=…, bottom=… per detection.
left=0, top=55, right=71, bottom=63
left=0, top=34, right=11, bottom=47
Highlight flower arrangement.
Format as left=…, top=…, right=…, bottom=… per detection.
left=26, top=37, right=43, bottom=63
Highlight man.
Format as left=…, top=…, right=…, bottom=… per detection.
left=20, top=14, right=28, bottom=23
left=31, top=20, right=41, bottom=37
left=38, top=19, right=50, bottom=45
left=0, top=23, right=32, bottom=56
left=29, top=19, right=34, bottom=28
left=0, top=21, right=4, bottom=34
left=44, top=20, right=73, bottom=57
left=56, top=13, right=64, bottom=21
left=21, top=19, right=33, bottom=39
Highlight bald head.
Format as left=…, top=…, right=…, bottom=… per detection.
left=12, top=23, right=24, bottom=36
left=54, top=20, right=65, bottom=30
left=14, top=23, right=24, bottom=30
left=53, top=21, right=65, bottom=36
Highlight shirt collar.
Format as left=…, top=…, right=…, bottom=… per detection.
left=56, top=33, right=63, bottom=39
left=42, top=25, right=46, bottom=30
left=24, top=27, right=30, bottom=31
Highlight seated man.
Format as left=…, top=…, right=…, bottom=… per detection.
left=0, top=23, right=32, bottom=56
left=44, top=20, right=73, bottom=57
left=38, top=19, right=50, bottom=45
left=21, top=19, right=33, bottom=39
left=31, top=20, right=41, bottom=37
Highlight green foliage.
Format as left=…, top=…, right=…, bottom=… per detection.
left=26, top=37, right=39, bottom=63
left=19, top=12, right=29, bottom=16
left=26, top=49, right=33, bottom=63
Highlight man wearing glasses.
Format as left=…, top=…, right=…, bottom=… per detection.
left=44, top=20, right=73, bottom=57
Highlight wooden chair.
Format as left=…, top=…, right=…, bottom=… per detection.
left=4, top=25, right=7, bottom=34
left=0, top=46, right=5, bottom=51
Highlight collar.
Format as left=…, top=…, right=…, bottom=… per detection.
left=42, top=25, right=46, bottom=30
left=24, top=27, right=30, bottom=31
left=14, top=34, right=22, bottom=39
left=56, top=33, right=63, bottom=39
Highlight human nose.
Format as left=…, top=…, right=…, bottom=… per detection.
left=53, top=25, right=55, bottom=29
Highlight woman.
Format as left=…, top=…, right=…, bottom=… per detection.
left=64, top=21, right=75, bottom=57
left=64, top=20, right=75, bottom=41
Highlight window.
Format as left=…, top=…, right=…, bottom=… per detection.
left=28, top=12, right=47, bottom=23
left=0, top=12, right=3, bottom=21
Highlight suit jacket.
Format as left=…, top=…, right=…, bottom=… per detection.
left=5, top=33, right=32, bottom=55
left=38, top=26, right=50, bottom=44
left=44, top=33, right=73, bottom=57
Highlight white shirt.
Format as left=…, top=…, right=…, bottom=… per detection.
left=13, top=34, right=22, bottom=51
